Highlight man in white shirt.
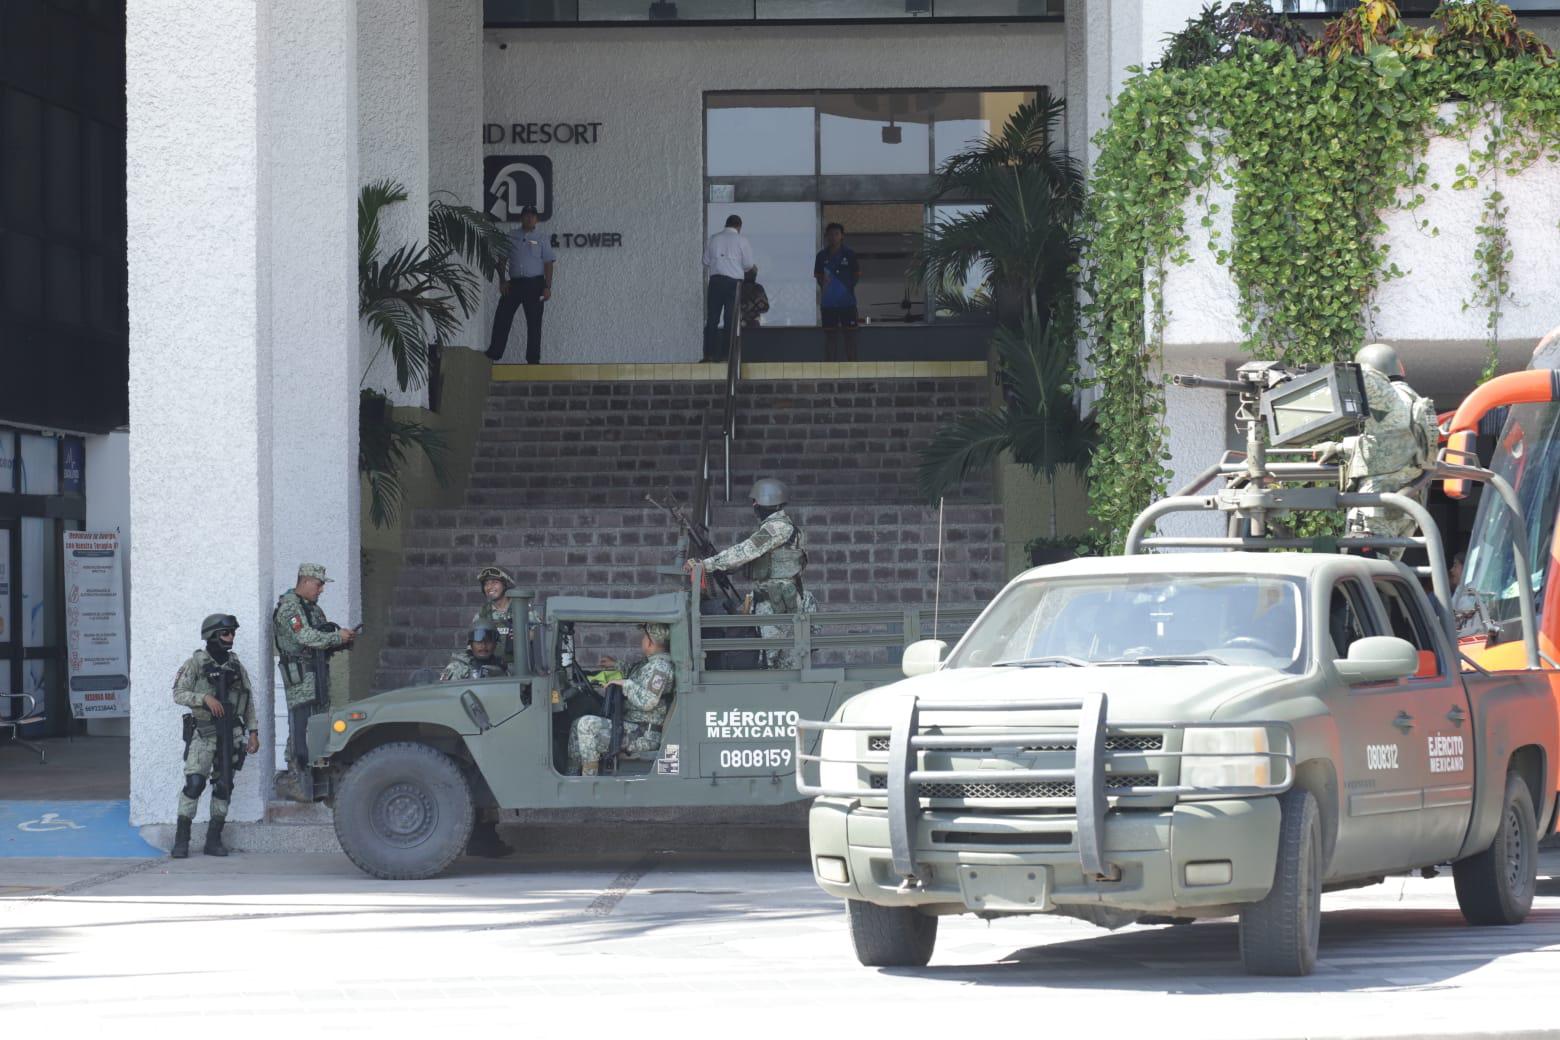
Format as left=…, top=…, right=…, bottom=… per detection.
left=703, top=214, right=755, bottom=362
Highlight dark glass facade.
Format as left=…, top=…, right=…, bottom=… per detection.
left=0, top=0, right=128, bottom=435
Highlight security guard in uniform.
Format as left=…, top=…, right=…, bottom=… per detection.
left=685, top=477, right=808, bottom=669
left=272, top=563, right=356, bottom=801
left=171, top=613, right=259, bottom=858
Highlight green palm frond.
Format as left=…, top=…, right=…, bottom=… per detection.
left=429, top=193, right=509, bottom=283
left=358, top=389, right=450, bottom=528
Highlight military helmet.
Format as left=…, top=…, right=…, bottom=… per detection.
left=642, top=622, right=671, bottom=645
left=477, top=566, right=515, bottom=590
left=749, top=477, right=787, bottom=507
left=201, top=613, right=239, bottom=640
left=1356, top=342, right=1406, bottom=380
left=469, top=624, right=499, bottom=645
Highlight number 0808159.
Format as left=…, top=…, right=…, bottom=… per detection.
left=719, top=747, right=792, bottom=770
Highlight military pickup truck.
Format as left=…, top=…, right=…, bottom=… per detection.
left=798, top=364, right=1559, bottom=976
left=303, top=580, right=976, bottom=881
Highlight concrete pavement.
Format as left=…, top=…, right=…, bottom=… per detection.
left=5, top=847, right=1560, bottom=1036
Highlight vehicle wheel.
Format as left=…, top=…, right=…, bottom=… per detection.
left=846, top=899, right=937, bottom=967
left=1239, top=787, right=1323, bottom=976
left=333, top=742, right=474, bottom=880
left=1454, top=771, right=1537, bottom=926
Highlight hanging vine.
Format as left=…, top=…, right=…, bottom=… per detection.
left=1081, top=0, right=1560, bottom=548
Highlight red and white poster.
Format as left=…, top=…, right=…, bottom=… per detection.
left=63, top=531, right=130, bottom=717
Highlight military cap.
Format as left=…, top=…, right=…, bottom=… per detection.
left=643, top=622, right=671, bottom=644
left=477, top=566, right=515, bottom=589
left=201, top=613, right=239, bottom=640
left=298, top=563, right=333, bottom=583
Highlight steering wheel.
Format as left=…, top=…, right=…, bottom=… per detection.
left=1221, top=636, right=1282, bottom=656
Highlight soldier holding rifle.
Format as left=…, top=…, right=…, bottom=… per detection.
left=170, top=613, right=258, bottom=858
left=272, top=563, right=357, bottom=801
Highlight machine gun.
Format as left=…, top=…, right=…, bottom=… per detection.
left=645, top=492, right=746, bottom=615
left=209, top=662, right=238, bottom=800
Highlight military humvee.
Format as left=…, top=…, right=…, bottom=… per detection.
left=306, top=576, right=975, bottom=881
left=799, top=363, right=1560, bottom=976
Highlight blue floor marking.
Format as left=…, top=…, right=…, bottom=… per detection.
left=0, top=800, right=160, bottom=857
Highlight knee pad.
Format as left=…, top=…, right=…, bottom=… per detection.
left=211, top=778, right=233, bottom=800
left=182, top=773, right=207, bottom=799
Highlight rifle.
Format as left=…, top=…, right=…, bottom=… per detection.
left=645, top=492, right=745, bottom=615
left=211, top=663, right=236, bottom=800
left=309, top=621, right=360, bottom=712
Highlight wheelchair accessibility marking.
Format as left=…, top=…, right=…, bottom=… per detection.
left=0, top=801, right=160, bottom=857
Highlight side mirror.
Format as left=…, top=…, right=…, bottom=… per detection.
left=902, top=639, right=948, bottom=678
left=1334, top=635, right=1419, bottom=684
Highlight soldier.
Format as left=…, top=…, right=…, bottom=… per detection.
left=684, top=477, right=808, bottom=669
left=473, top=566, right=520, bottom=666
left=272, top=563, right=357, bottom=801
left=171, top=613, right=259, bottom=858
left=1342, top=343, right=1437, bottom=558
left=567, top=623, right=675, bottom=776
left=440, top=625, right=510, bottom=682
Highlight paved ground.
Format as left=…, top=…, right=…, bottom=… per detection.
left=5, top=847, right=1560, bottom=1036
left=0, top=736, right=128, bottom=800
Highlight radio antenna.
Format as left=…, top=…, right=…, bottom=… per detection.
left=933, top=496, right=945, bottom=641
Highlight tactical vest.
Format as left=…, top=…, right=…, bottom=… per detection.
left=750, top=513, right=807, bottom=582
left=273, top=591, right=327, bottom=684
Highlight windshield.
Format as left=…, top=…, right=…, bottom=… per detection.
left=1465, top=402, right=1560, bottom=627
left=945, top=574, right=1306, bottom=671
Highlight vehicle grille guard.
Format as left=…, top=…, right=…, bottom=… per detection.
left=796, top=692, right=1294, bottom=886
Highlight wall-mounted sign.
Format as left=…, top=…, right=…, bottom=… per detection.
left=484, top=122, right=602, bottom=145
left=550, top=233, right=624, bottom=249
left=485, top=155, right=554, bottom=222
left=61, top=438, right=83, bottom=495
left=63, top=531, right=129, bottom=718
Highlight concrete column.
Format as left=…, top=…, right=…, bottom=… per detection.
left=268, top=1, right=362, bottom=763
left=127, top=1, right=273, bottom=825
left=428, top=0, right=489, bottom=354
left=359, top=0, right=432, bottom=402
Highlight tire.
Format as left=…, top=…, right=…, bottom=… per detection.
left=1239, top=787, right=1323, bottom=976
left=846, top=899, right=938, bottom=967
left=1454, top=772, right=1537, bottom=926
left=333, top=741, right=475, bottom=880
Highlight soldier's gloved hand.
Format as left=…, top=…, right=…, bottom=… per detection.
left=683, top=558, right=702, bottom=575
left=247, top=732, right=260, bottom=755
left=340, top=627, right=358, bottom=645
left=203, top=694, right=225, bottom=718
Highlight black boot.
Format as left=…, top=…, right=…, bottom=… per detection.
left=171, top=816, right=192, bottom=859
left=203, top=818, right=229, bottom=857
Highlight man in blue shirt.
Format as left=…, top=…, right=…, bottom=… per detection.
left=814, top=222, right=861, bottom=362
left=486, top=204, right=556, bottom=363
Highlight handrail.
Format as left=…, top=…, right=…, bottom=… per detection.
left=722, top=280, right=743, bottom=502
left=691, top=414, right=711, bottom=533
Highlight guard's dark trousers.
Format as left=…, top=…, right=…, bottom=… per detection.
left=704, top=274, right=738, bottom=362
left=487, top=276, right=546, bottom=363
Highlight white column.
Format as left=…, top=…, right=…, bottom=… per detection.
left=428, top=0, right=488, bottom=353
left=359, top=0, right=432, bottom=402
left=127, top=0, right=273, bottom=825
left=268, top=1, right=362, bottom=762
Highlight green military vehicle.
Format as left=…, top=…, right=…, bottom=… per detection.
left=304, top=576, right=974, bottom=881
left=798, top=362, right=1560, bottom=976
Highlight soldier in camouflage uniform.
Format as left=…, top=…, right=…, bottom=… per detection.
left=685, top=477, right=809, bottom=669
left=171, top=613, right=259, bottom=858
left=1342, top=343, right=1437, bottom=558
left=568, top=623, right=676, bottom=776
left=272, top=562, right=356, bottom=801
left=473, top=566, right=521, bottom=667
left=440, top=625, right=510, bottom=682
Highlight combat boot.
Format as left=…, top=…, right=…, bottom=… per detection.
left=581, top=760, right=599, bottom=776
left=170, top=816, right=192, bottom=859
left=203, top=818, right=229, bottom=857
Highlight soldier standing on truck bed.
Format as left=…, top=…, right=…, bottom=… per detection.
left=473, top=566, right=521, bottom=667
left=272, top=563, right=356, bottom=802
left=684, top=477, right=810, bottom=669
left=1343, top=342, right=1438, bottom=558
left=171, top=613, right=259, bottom=858
left=567, top=622, right=676, bottom=776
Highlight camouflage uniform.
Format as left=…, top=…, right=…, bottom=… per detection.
left=272, top=571, right=348, bottom=784
left=701, top=508, right=809, bottom=669
left=568, top=651, right=676, bottom=772
left=1344, top=367, right=1437, bottom=555
left=173, top=648, right=254, bottom=822
left=472, top=599, right=515, bottom=665
left=440, top=650, right=509, bottom=682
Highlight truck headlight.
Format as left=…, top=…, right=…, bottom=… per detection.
left=818, top=727, right=866, bottom=794
left=1181, top=727, right=1272, bottom=795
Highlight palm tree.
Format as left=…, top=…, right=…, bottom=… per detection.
left=918, top=318, right=1092, bottom=539
left=358, top=180, right=508, bottom=527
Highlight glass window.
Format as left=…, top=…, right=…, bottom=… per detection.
left=1327, top=581, right=1375, bottom=658
left=935, top=0, right=1061, bottom=12
left=820, top=93, right=932, bottom=175
left=3, top=232, right=44, bottom=317
left=927, top=203, right=992, bottom=319
left=710, top=202, right=818, bottom=326
left=820, top=203, right=922, bottom=325
left=946, top=574, right=1306, bottom=672
left=45, top=103, right=82, bottom=237
left=706, top=95, right=815, bottom=177
left=0, top=528, right=9, bottom=648
left=21, top=517, right=55, bottom=648
left=1465, top=402, right=1560, bottom=628
left=2, top=88, right=45, bottom=225
left=0, top=431, right=14, bottom=492
left=1373, top=578, right=1443, bottom=679
left=933, top=90, right=1029, bottom=170
left=18, top=433, right=59, bottom=495
left=576, top=0, right=751, bottom=18
left=757, top=0, right=920, bottom=16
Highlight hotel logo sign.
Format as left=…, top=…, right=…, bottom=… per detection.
left=484, top=155, right=553, bottom=223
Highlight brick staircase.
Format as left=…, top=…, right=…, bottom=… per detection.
left=377, top=376, right=1007, bottom=689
